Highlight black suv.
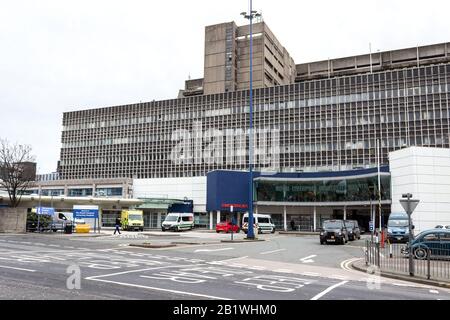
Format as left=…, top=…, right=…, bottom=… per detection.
left=320, top=220, right=349, bottom=245
left=344, top=220, right=361, bottom=241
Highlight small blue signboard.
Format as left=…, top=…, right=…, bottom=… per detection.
left=73, top=205, right=99, bottom=219
left=36, top=207, right=55, bottom=216
left=369, top=221, right=374, bottom=232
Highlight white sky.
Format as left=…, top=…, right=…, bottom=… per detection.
left=0, top=0, right=449, bottom=173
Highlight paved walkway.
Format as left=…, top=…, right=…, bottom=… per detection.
left=352, top=259, right=450, bottom=289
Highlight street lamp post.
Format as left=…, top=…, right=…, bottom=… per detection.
left=241, top=1, right=260, bottom=240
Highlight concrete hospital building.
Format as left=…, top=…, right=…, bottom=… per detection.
left=22, top=19, right=450, bottom=232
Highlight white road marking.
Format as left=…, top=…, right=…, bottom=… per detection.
left=0, top=265, right=36, bottom=272
left=429, top=290, right=439, bottom=294
left=301, top=272, right=321, bottom=277
left=260, top=249, right=286, bottom=255
left=246, top=266, right=266, bottom=271
left=86, top=264, right=204, bottom=280
left=310, top=281, right=348, bottom=300
left=212, top=256, right=249, bottom=263
left=300, top=255, right=317, bottom=263
left=274, top=269, right=293, bottom=273
left=88, top=278, right=231, bottom=300
left=330, top=275, right=349, bottom=280
left=194, top=248, right=233, bottom=253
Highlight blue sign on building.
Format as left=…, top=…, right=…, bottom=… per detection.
left=36, top=207, right=55, bottom=216
left=168, top=200, right=194, bottom=213
left=73, top=205, right=99, bottom=219
left=207, top=170, right=250, bottom=212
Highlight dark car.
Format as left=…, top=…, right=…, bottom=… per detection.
left=403, top=229, right=450, bottom=260
left=344, top=220, right=361, bottom=241
left=320, top=220, right=349, bottom=245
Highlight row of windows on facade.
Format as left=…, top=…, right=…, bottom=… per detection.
left=28, top=187, right=123, bottom=197
left=61, top=83, right=449, bottom=132
left=58, top=135, right=450, bottom=167
left=62, top=104, right=450, bottom=141
left=255, top=175, right=391, bottom=203
left=62, top=64, right=449, bottom=121
left=59, top=163, right=389, bottom=180
left=60, top=108, right=450, bottom=150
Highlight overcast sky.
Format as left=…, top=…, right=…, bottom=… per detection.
left=1, top=0, right=449, bottom=174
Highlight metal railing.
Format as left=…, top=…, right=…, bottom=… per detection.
left=365, top=240, right=450, bottom=282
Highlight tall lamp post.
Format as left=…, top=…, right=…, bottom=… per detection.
left=241, top=1, right=261, bottom=240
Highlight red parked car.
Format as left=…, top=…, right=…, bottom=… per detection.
left=216, top=221, right=240, bottom=233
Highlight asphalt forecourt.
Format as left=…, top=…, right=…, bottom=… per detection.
left=0, top=233, right=449, bottom=300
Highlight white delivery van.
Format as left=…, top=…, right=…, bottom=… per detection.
left=242, top=213, right=276, bottom=234
left=50, top=212, right=85, bottom=232
left=161, top=212, right=194, bottom=232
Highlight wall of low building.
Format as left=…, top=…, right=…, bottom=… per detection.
left=390, top=147, right=450, bottom=233
left=133, top=177, right=207, bottom=213
left=0, top=208, right=27, bottom=233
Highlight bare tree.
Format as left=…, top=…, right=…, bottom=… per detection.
left=0, top=139, right=36, bottom=207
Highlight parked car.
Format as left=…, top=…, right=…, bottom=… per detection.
left=402, top=229, right=450, bottom=260
left=435, top=225, right=450, bottom=229
left=344, top=220, right=361, bottom=241
left=216, top=221, right=239, bottom=233
left=320, top=220, right=349, bottom=245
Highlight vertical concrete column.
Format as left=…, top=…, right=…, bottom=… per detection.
left=209, top=212, right=213, bottom=230
left=237, top=212, right=241, bottom=227
left=283, top=206, right=287, bottom=231
left=217, top=211, right=221, bottom=224
left=343, top=206, right=347, bottom=220
left=313, top=206, right=317, bottom=232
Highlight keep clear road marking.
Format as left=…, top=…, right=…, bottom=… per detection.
left=0, top=265, right=36, bottom=272
left=300, top=255, right=317, bottom=263
left=260, top=249, right=287, bottom=255
left=85, top=264, right=231, bottom=300
left=194, top=248, right=233, bottom=253
left=88, top=278, right=231, bottom=300
left=310, top=281, right=348, bottom=300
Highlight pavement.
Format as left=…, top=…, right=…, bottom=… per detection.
left=0, top=231, right=449, bottom=300
left=352, top=259, right=450, bottom=289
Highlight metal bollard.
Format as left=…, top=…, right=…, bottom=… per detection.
left=365, top=240, right=369, bottom=266
left=427, top=248, right=431, bottom=280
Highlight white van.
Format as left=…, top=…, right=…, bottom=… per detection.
left=242, top=213, right=276, bottom=234
left=50, top=212, right=85, bottom=232
left=161, top=212, right=194, bottom=232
